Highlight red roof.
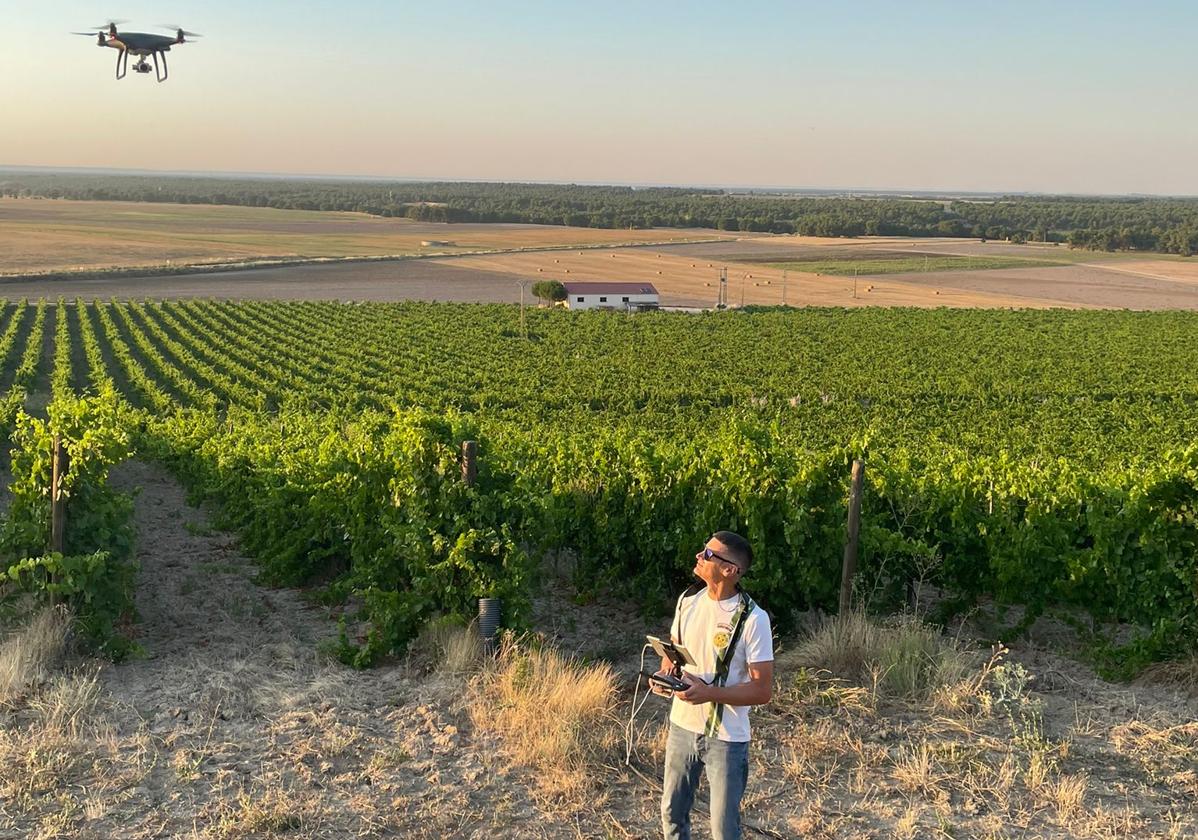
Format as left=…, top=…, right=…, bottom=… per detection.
left=562, top=281, right=659, bottom=295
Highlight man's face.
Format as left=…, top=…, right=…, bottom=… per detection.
left=693, top=537, right=741, bottom=584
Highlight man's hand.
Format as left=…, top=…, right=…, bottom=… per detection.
left=674, top=662, right=774, bottom=707
left=674, top=672, right=714, bottom=704
left=648, top=670, right=675, bottom=697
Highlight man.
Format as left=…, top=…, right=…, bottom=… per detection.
left=653, top=531, right=774, bottom=840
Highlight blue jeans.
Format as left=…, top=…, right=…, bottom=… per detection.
left=661, top=723, right=750, bottom=840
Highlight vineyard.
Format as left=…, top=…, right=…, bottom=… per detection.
left=1, top=299, right=1196, bottom=671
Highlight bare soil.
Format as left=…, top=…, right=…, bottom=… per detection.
left=0, top=261, right=537, bottom=303
left=5, top=203, right=1198, bottom=310
left=4, top=461, right=1195, bottom=838
left=0, top=198, right=729, bottom=275
left=878, top=264, right=1198, bottom=310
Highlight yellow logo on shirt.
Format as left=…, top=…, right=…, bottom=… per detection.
left=712, top=630, right=730, bottom=650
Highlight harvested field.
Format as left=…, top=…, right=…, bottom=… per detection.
left=760, top=255, right=1070, bottom=276
left=655, top=237, right=1181, bottom=267
left=444, top=248, right=1073, bottom=309
left=649, top=236, right=978, bottom=262
left=879, top=263, right=1198, bottom=310
left=8, top=248, right=1196, bottom=309
left=0, top=198, right=729, bottom=275
left=5, top=199, right=1198, bottom=310
left=0, top=261, right=530, bottom=302
left=1081, top=259, right=1198, bottom=286
left=446, top=240, right=1198, bottom=309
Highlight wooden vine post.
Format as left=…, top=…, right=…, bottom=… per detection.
left=49, top=435, right=69, bottom=605
left=461, top=440, right=477, bottom=488
left=50, top=434, right=69, bottom=555
left=839, top=459, right=865, bottom=614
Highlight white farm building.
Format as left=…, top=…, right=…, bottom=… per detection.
left=562, top=281, right=659, bottom=311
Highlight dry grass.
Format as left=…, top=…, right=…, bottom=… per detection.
left=407, top=616, right=484, bottom=674
left=1140, top=655, right=1198, bottom=693
left=753, top=611, right=1198, bottom=839
left=468, top=633, right=618, bottom=803
left=1111, top=720, right=1198, bottom=796
left=0, top=659, right=150, bottom=835
left=0, top=606, right=71, bottom=706
left=210, top=784, right=311, bottom=839
left=779, top=612, right=982, bottom=704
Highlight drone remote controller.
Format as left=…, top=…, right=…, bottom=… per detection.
left=640, top=669, right=689, bottom=692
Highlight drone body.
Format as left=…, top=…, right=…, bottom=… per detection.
left=73, top=22, right=201, bottom=82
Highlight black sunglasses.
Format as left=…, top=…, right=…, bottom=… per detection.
left=700, top=546, right=741, bottom=571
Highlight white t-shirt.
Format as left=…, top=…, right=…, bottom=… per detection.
left=668, top=587, right=773, bottom=742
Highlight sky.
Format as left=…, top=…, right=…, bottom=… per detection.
left=2, top=0, right=1197, bottom=194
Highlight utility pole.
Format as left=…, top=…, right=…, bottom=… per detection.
left=782, top=269, right=788, bottom=306
left=717, top=267, right=728, bottom=309
left=740, top=273, right=747, bottom=307
left=853, top=268, right=858, bottom=300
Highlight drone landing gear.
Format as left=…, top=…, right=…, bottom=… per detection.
left=152, top=52, right=168, bottom=83
left=115, top=48, right=127, bottom=79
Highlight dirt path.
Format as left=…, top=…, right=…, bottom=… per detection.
left=83, top=460, right=559, bottom=839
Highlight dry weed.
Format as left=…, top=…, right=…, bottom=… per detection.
left=211, top=784, right=310, bottom=839
left=1111, top=719, right=1198, bottom=796
left=1046, top=771, right=1088, bottom=822
left=407, top=616, right=483, bottom=674
left=468, top=633, right=618, bottom=802
left=786, top=796, right=846, bottom=838
left=781, top=718, right=848, bottom=791
left=0, top=606, right=71, bottom=706
left=1139, top=655, right=1198, bottom=693
left=775, top=666, right=876, bottom=716
left=891, top=742, right=942, bottom=799
left=893, top=803, right=923, bottom=839
left=780, top=612, right=982, bottom=704
left=0, top=663, right=153, bottom=837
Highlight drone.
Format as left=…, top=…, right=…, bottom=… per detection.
left=72, top=21, right=201, bottom=82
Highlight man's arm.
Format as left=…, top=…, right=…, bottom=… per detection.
left=675, top=660, right=773, bottom=706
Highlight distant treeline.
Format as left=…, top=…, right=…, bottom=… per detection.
left=3, top=172, right=1198, bottom=255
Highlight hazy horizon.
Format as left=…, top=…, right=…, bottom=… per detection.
left=7, top=163, right=1198, bottom=200
left=4, top=1, right=1197, bottom=195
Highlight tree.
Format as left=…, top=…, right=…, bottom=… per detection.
left=532, top=280, right=567, bottom=304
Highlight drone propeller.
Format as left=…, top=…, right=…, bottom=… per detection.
left=71, top=30, right=110, bottom=45
left=156, top=24, right=203, bottom=38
